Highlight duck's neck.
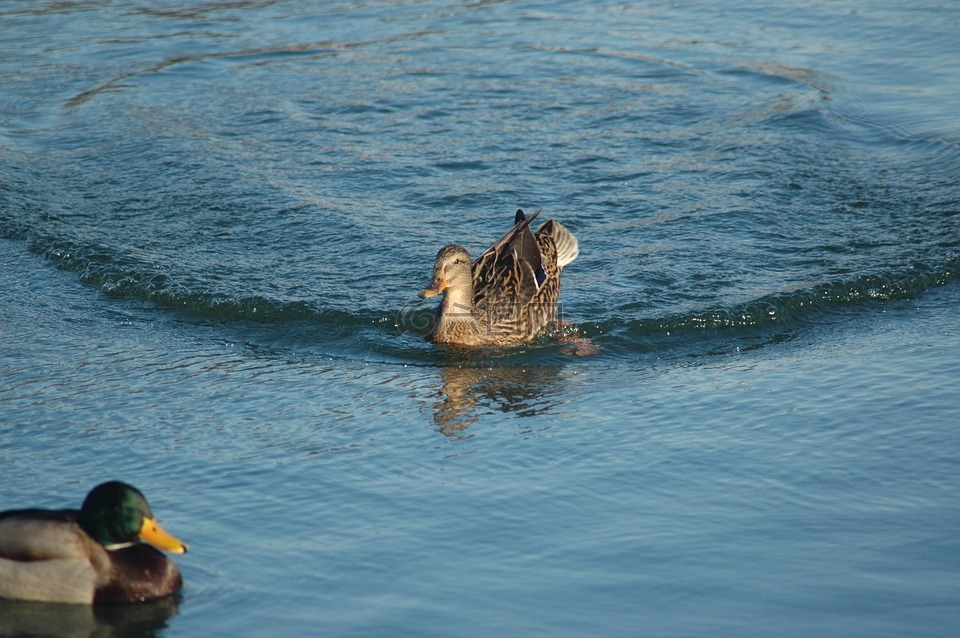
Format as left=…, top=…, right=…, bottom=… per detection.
left=440, top=283, right=475, bottom=320
left=431, top=282, right=487, bottom=344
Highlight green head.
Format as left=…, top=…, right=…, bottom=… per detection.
left=78, top=481, right=188, bottom=553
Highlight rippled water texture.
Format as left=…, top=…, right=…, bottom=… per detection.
left=1, top=1, right=958, bottom=636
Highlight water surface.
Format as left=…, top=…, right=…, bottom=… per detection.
left=1, top=1, right=958, bottom=636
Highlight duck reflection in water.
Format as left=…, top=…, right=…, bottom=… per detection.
left=430, top=361, right=568, bottom=438
left=0, top=595, right=180, bottom=638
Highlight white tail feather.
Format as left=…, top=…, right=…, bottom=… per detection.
left=539, top=220, right=579, bottom=268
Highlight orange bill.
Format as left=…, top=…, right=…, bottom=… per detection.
left=139, top=517, right=189, bottom=554
left=418, top=277, right=448, bottom=298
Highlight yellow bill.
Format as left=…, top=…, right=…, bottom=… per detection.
left=139, top=517, right=189, bottom=554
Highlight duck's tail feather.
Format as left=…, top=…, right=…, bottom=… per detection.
left=537, top=219, right=579, bottom=268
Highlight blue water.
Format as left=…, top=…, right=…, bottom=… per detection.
left=1, top=1, right=959, bottom=636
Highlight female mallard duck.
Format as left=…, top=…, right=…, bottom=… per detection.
left=419, top=209, right=579, bottom=346
left=0, top=481, right=188, bottom=604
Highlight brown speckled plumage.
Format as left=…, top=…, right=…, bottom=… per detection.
left=418, top=209, right=579, bottom=347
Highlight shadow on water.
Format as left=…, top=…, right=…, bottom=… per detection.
left=0, top=596, right=180, bottom=638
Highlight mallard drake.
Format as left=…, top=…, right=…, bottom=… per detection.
left=418, top=209, right=579, bottom=346
left=0, top=481, right=188, bottom=604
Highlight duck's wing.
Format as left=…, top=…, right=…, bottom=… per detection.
left=478, top=209, right=542, bottom=275
left=521, top=218, right=578, bottom=332
left=465, top=209, right=578, bottom=341
left=0, top=509, right=93, bottom=562
left=0, top=553, right=99, bottom=604
left=472, top=209, right=544, bottom=313
left=0, top=509, right=101, bottom=604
